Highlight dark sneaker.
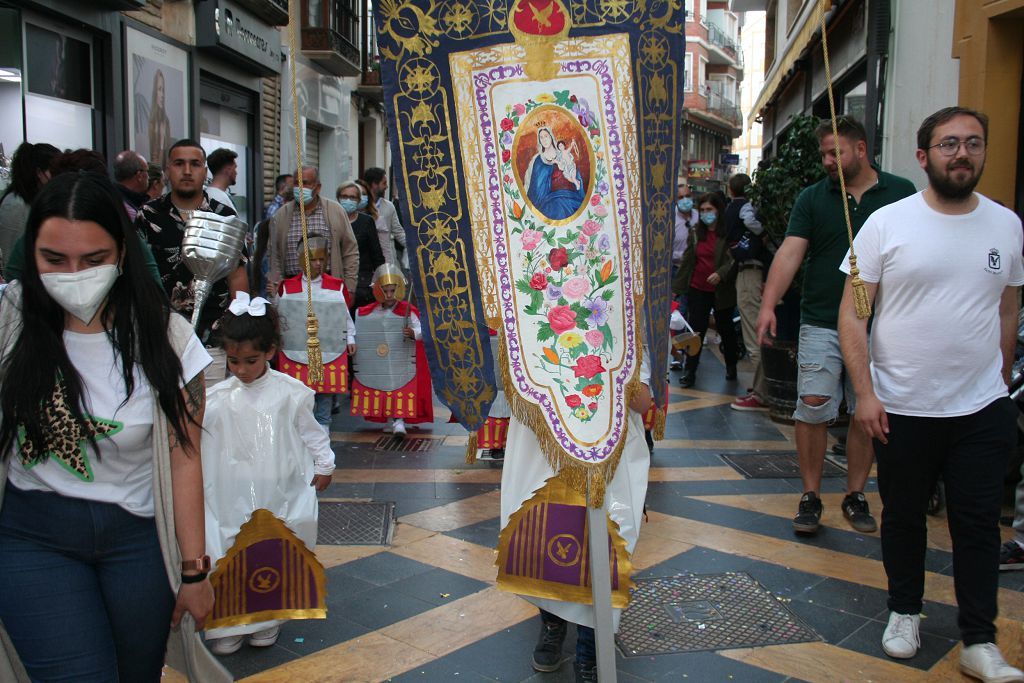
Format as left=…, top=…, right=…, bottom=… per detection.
left=725, top=364, right=737, bottom=381
left=680, top=372, right=695, bottom=388
left=842, top=492, right=878, bottom=533
left=574, top=660, right=598, bottom=682
left=793, top=492, right=823, bottom=534
left=1000, top=540, right=1024, bottom=571
left=670, top=360, right=683, bottom=371
left=532, top=620, right=567, bottom=672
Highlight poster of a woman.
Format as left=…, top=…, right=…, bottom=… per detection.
left=148, top=69, right=172, bottom=167
left=518, top=115, right=590, bottom=222
left=125, top=27, right=188, bottom=165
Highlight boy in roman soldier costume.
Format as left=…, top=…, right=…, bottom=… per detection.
left=276, top=235, right=355, bottom=433
left=350, top=264, right=433, bottom=436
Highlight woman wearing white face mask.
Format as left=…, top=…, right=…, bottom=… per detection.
left=0, top=173, right=230, bottom=682
left=338, top=181, right=385, bottom=310
left=671, top=191, right=740, bottom=388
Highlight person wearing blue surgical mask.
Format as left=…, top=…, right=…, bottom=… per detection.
left=671, top=191, right=740, bottom=388
left=337, top=181, right=385, bottom=309
left=673, top=181, right=697, bottom=273
left=266, top=165, right=360, bottom=299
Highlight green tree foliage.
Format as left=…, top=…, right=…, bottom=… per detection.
left=748, top=114, right=826, bottom=243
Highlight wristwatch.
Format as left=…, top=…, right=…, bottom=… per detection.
left=181, top=554, right=212, bottom=573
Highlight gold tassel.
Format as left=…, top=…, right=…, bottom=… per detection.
left=289, top=1, right=324, bottom=386
left=652, top=407, right=666, bottom=441
left=306, top=314, right=323, bottom=385
left=848, top=255, right=872, bottom=320
left=465, top=432, right=478, bottom=465
left=819, top=0, right=871, bottom=321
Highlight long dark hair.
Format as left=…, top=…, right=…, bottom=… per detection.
left=694, top=192, right=727, bottom=242
left=0, top=172, right=196, bottom=461
left=1, top=141, right=60, bottom=205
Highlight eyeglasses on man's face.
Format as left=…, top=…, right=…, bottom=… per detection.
left=928, top=137, right=986, bottom=157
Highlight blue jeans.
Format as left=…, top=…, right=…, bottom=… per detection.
left=0, top=483, right=174, bottom=682
left=540, top=609, right=595, bottom=666
left=313, top=393, right=334, bottom=428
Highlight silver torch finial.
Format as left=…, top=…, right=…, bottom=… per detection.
left=181, top=210, right=248, bottom=329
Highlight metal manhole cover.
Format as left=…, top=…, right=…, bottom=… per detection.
left=318, top=501, right=395, bottom=545
left=720, top=452, right=846, bottom=479
left=617, top=573, right=820, bottom=656
left=374, top=436, right=441, bottom=452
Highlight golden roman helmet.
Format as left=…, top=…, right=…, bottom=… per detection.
left=301, top=234, right=328, bottom=268
left=371, top=263, right=407, bottom=303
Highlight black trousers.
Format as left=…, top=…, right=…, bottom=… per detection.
left=875, top=397, right=1015, bottom=645
left=683, top=288, right=738, bottom=375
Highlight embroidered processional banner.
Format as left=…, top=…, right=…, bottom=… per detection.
left=375, top=0, right=683, bottom=500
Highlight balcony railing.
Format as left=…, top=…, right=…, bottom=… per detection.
left=234, top=0, right=289, bottom=25
left=302, top=0, right=361, bottom=76
left=706, top=89, right=742, bottom=127
left=706, top=21, right=743, bottom=66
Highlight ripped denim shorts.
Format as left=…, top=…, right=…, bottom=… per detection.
left=793, top=324, right=855, bottom=424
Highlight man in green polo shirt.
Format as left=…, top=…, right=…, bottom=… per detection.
left=756, top=116, right=916, bottom=535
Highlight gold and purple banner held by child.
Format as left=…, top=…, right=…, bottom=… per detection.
left=207, top=509, right=327, bottom=629
left=375, top=0, right=683, bottom=499
left=497, top=475, right=634, bottom=606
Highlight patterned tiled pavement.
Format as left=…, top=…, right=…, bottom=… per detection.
left=174, top=354, right=1024, bottom=682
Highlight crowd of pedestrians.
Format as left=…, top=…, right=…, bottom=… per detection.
left=0, top=105, right=1021, bottom=683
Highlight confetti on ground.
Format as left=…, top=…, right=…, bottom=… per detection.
left=294, top=638, right=304, bottom=643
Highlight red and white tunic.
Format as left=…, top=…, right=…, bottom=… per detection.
left=276, top=273, right=354, bottom=394
left=350, top=301, right=434, bottom=424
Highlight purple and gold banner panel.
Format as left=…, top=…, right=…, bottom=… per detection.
left=374, top=0, right=684, bottom=444
left=496, top=474, right=633, bottom=607
left=207, top=509, right=327, bottom=630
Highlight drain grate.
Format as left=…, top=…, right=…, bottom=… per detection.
left=318, top=501, right=395, bottom=545
left=617, top=573, right=820, bottom=656
left=374, top=436, right=441, bottom=452
left=720, top=452, right=846, bottom=479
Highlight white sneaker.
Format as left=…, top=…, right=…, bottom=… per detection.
left=248, top=625, right=281, bottom=648
left=207, top=635, right=243, bottom=655
left=393, top=418, right=407, bottom=436
left=881, top=612, right=920, bottom=659
left=961, top=643, right=1024, bottom=682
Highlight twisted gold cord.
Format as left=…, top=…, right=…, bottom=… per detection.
left=819, top=0, right=871, bottom=319
left=287, top=1, right=324, bottom=383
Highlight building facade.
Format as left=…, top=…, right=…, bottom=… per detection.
left=952, top=0, right=1023, bottom=214
left=744, top=0, right=1022, bottom=214
left=681, top=0, right=745, bottom=193
left=732, top=8, right=766, bottom=175
left=0, top=0, right=391, bottom=225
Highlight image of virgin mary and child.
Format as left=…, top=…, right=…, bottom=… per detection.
left=523, top=126, right=586, bottom=221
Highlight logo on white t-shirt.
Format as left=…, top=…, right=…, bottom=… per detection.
left=987, top=248, right=1002, bottom=273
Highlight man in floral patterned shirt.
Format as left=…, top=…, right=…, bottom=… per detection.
left=136, top=139, right=248, bottom=345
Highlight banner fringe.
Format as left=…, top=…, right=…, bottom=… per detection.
left=497, top=316, right=644, bottom=509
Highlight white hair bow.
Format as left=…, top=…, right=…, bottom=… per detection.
left=228, top=291, right=269, bottom=317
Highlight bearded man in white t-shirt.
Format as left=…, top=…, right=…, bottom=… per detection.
left=838, top=106, right=1024, bottom=683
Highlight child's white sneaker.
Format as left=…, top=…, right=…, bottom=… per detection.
left=208, top=635, right=243, bottom=655
left=248, top=625, right=281, bottom=648
left=393, top=419, right=407, bottom=436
